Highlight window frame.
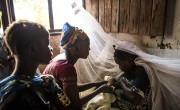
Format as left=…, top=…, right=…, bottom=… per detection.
left=0, top=0, right=85, bottom=36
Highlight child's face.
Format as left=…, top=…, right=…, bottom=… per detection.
left=35, top=35, right=52, bottom=64
left=114, top=57, right=132, bottom=72
left=77, top=38, right=90, bottom=59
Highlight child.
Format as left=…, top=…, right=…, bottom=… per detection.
left=43, top=22, right=113, bottom=109
left=111, top=45, right=150, bottom=110
left=0, top=20, right=71, bottom=110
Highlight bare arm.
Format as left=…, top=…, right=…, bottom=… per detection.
left=63, top=84, right=81, bottom=109
left=77, top=81, right=107, bottom=92
left=117, top=78, right=142, bottom=104
left=63, top=83, right=113, bottom=108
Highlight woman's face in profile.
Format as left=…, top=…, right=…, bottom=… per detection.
left=77, top=38, right=90, bottom=59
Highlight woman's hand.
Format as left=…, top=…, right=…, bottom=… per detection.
left=104, top=76, right=117, bottom=86
left=99, top=84, right=114, bottom=93
left=95, top=81, right=108, bottom=88
left=107, top=78, right=117, bottom=86
left=40, top=74, right=54, bottom=86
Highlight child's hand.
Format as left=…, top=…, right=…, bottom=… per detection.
left=107, top=78, right=116, bottom=86
left=104, top=76, right=117, bottom=86
left=40, top=74, right=54, bottom=86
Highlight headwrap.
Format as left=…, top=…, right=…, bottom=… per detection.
left=60, top=22, right=87, bottom=50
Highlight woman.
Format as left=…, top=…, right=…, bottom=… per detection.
left=43, top=22, right=113, bottom=109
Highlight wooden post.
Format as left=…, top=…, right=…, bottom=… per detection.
left=119, top=0, right=130, bottom=33
left=150, top=0, right=166, bottom=36
left=99, top=0, right=105, bottom=29
left=85, top=0, right=92, bottom=14
left=48, top=0, right=54, bottom=30
left=139, top=0, right=152, bottom=35
left=111, top=0, right=119, bottom=33
left=104, top=0, right=111, bottom=33
left=91, top=0, right=99, bottom=22
left=129, top=0, right=140, bottom=34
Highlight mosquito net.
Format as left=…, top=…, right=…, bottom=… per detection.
left=60, top=0, right=180, bottom=110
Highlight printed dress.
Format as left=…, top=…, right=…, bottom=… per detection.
left=0, top=75, right=71, bottom=110
left=43, top=59, right=77, bottom=88
left=112, top=66, right=151, bottom=110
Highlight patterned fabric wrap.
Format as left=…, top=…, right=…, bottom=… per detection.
left=60, top=22, right=87, bottom=50
left=0, top=75, right=71, bottom=108
left=115, top=77, right=150, bottom=110
left=0, top=75, right=43, bottom=103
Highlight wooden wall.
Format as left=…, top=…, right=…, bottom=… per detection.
left=85, top=0, right=167, bottom=36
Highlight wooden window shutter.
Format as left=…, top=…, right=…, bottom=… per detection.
left=85, top=0, right=167, bottom=36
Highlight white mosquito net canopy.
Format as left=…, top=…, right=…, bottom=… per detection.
left=60, top=0, right=180, bottom=110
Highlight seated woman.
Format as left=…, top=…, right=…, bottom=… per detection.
left=0, top=20, right=72, bottom=110
left=110, top=45, right=151, bottom=110
left=43, top=22, right=113, bottom=109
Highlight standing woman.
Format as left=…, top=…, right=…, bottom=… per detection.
left=43, top=22, right=113, bottom=109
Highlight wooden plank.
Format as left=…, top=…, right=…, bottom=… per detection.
left=119, top=0, right=130, bottom=33
left=99, top=0, right=105, bottom=30
left=48, top=0, right=54, bottom=30
left=91, top=0, right=99, bottom=22
left=150, top=0, right=166, bottom=36
left=129, top=0, right=140, bottom=34
left=111, top=0, right=119, bottom=33
left=9, top=0, right=15, bottom=21
left=139, top=0, right=152, bottom=35
left=104, top=0, right=111, bottom=33
left=0, top=0, right=11, bottom=31
left=85, top=0, right=91, bottom=14
left=164, top=0, right=175, bottom=36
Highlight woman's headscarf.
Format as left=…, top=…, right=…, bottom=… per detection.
left=60, top=22, right=87, bottom=50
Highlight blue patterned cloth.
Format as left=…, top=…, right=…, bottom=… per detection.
left=0, top=75, right=43, bottom=103
left=0, top=75, right=71, bottom=109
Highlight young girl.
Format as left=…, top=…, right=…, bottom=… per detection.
left=43, top=22, right=113, bottom=109
left=111, top=45, right=151, bottom=110
left=0, top=20, right=71, bottom=110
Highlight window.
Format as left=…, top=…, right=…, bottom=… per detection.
left=13, top=0, right=83, bottom=30
left=52, top=0, right=82, bottom=29
left=13, top=0, right=50, bottom=29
